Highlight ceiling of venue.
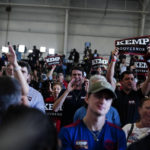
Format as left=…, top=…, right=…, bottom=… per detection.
left=0, top=0, right=149, bottom=13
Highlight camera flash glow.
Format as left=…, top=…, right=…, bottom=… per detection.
left=49, top=48, right=55, bottom=54
left=28, top=49, right=33, bottom=53
left=2, top=46, right=9, bottom=53
left=18, top=45, right=25, bottom=53
left=40, top=47, right=46, bottom=52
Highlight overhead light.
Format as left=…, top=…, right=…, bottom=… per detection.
left=28, top=49, right=33, bottom=53
left=40, top=46, right=46, bottom=52
left=18, top=45, right=25, bottom=53
left=2, top=46, right=9, bottom=53
left=49, top=48, right=55, bottom=55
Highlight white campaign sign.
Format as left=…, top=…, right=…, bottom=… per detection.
left=92, top=58, right=108, bottom=66
left=45, top=56, right=61, bottom=66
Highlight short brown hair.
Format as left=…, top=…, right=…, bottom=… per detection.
left=71, top=66, right=84, bottom=76
left=139, top=96, right=150, bottom=107
left=53, top=82, right=62, bottom=89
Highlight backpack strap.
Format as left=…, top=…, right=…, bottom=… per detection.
left=127, top=123, right=134, bottom=141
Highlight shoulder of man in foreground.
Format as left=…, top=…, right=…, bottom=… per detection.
left=28, top=86, right=45, bottom=113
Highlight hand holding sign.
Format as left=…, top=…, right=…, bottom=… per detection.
left=45, top=55, right=62, bottom=67
left=111, top=47, right=119, bottom=61
left=92, top=56, right=108, bottom=69
left=51, top=65, right=56, bottom=70
left=115, top=35, right=150, bottom=76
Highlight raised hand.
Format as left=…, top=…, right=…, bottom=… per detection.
left=67, top=78, right=76, bottom=92
left=111, top=47, right=119, bottom=61
left=7, top=46, right=18, bottom=67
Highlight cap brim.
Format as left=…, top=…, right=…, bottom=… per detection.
left=91, top=87, right=117, bottom=99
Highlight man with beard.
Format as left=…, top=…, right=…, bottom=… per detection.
left=106, top=48, right=150, bottom=126
left=53, top=66, right=88, bottom=127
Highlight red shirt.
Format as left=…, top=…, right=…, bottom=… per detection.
left=45, top=96, right=62, bottom=132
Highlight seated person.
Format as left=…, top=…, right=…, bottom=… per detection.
left=127, top=134, right=150, bottom=150
left=59, top=78, right=126, bottom=150
left=123, top=96, right=150, bottom=146
left=74, top=74, right=121, bottom=126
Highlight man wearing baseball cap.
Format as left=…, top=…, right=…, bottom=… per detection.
left=59, top=77, right=126, bottom=150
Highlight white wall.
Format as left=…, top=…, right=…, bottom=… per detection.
left=68, top=10, right=140, bottom=57
left=0, top=7, right=65, bottom=57
left=0, top=0, right=149, bottom=59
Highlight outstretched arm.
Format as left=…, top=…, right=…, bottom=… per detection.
left=106, top=48, right=119, bottom=89
left=7, top=46, right=29, bottom=96
left=47, top=65, right=56, bottom=80
left=53, top=78, right=76, bottom=112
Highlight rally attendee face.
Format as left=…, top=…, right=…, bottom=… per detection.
left=97, top=67, right=102, bottom=75
left=71, top=70, right=83, bottom=86
left=21, top=67, right=30, bottom=81
left=139, top=100, right=150, bottom=127
left=121, top=74, right=135, bottom=91
left=33, top=69, right=38, bottom=76
left=121, top=58, right=126, bottom=63
left=53, top=84, right=62, bottom=97
left=86, top=91, right=112, bottom=116
left=52, top=74, right=57, bottom=81
left=57, top=74, right=64, bottom=83
left=6, top=64, right=14, bottom=77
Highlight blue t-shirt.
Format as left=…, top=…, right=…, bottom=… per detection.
left=59, top=120, right=126, bottom=150
left=74, top=106, right=121, bottom=126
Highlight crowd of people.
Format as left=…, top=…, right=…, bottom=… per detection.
left=0, top=45, right=150, bottom=150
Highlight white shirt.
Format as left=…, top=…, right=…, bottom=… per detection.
left=123, top=123, right=150, bottom=146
